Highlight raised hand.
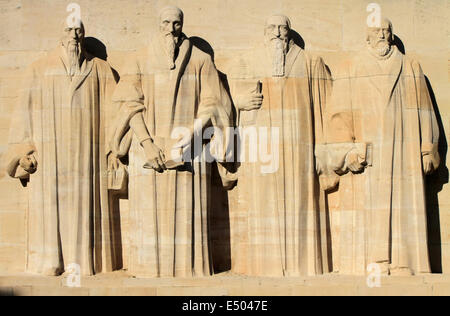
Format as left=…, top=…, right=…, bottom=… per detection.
left=237, top=92, right=264, bottom=111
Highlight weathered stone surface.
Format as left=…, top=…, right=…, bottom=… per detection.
left=0, top=0, right=447, bottom=294
left=0, top=274, right=448, bottom=296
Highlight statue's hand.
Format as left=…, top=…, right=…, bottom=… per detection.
left=237, top=93, right=263, bottom=111
left=19, top=154, right=37, bottom=174
left=345, top=151, right=365, bottom=173
left=108, top=153, right=121, bottom=171
left=423, top=154, right=435, bottom=175
left=142, top=139, right=166, bottom=173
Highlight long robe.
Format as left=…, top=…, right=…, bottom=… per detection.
left=6, top=47, right=118, bottom=276
left=111, top=36, right=233, bottom=278
left=326, top=47, right=440, bottom=275
left=228, top=41, right=332, bottom=277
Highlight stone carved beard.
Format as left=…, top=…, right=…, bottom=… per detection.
left=267, top=37, right=288, bottom=77
left=66, top=40, right=82, bottom=77
left=163, top=33, right=177, bottom=70
left=368, top=39, right=393, bottom=60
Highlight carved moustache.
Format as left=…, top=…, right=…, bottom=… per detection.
left=375, top=39, right=389, bottom=45
left=269, top=36, right=285, bottom=41
left=67, top=40, right=81, bottom=51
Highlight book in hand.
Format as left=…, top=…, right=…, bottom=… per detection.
left=143, top=137, right=185, bottom=170
left=108, top=161, right=128, bottom=192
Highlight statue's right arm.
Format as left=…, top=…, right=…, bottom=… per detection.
left=7, top=63, right=39, bottom=179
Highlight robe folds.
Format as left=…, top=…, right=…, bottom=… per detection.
left=6, top=47, right=118, bottom=276
left=326, top=47, right=440, bottom=275
left=228, top=41, right=332, bottom=277
left=110, top=36, right=234, bottom=278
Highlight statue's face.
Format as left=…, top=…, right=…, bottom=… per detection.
left=160, top=10, right=183, bottom=38
left=62, top=24, right=85, bottom=49
left=367, top=20, right=393, bottom=50
left=265, top=16, right=290, bottom=42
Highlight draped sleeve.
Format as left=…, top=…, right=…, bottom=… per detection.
left=110, top=54, right=146, bottom=157
left=6, top=63, right=40, bottom=179
left=198, top=54, right=237, bottom=188
left=411, top=60, right=440, bottom=170
left=309, top=55, right=339, bottom=191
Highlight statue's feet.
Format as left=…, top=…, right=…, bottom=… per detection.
left=378, top=262, right=390, bottom=276
left=390, top=267, right=413, bottom=277
left=42, top=267, right=64, bottom=277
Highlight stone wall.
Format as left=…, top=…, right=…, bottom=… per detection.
left=0, top=0, right=448, bottom=274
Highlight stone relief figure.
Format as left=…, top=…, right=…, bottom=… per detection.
left=325, top=18, right=440, bottom=276
left=227, top=15, right=332, bottom=277
left=109, top=6, right=235, bottom=278
left=6, top=20, right=118, bottom=276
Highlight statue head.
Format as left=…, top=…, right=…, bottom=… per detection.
left=61, top=18, right=85, bottom=53
left=159, top=6, right=184, bottom=39
left=264, top=14, right=291, bottom=45
left=265, top=15, right=291, bottom=77
left=366, top=18, right=394, bottom=57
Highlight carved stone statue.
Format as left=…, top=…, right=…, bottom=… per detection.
left=326, top=18, right=440, bottom=276
left=109, top=6, right=235, bottom=278
left=228, top=15, right=332, bottom=277
left=6, top=20, right=118, bottom=276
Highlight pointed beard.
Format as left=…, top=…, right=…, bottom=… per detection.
left=164, top=34, right=177, bottom=70
left=270, top=38, right=286, bottom=77
left=67, top=42, right=81, bottom=76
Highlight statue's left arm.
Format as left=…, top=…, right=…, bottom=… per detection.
left=6, top=64, right=39, bottom=179
left=311, top=56, right=340, bottom=191
left=414, top=61, right=440, bottom=175
left=195, top=55, right=237, bottom=189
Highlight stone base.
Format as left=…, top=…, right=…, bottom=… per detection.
left=1, top=271, right=450, bottom=296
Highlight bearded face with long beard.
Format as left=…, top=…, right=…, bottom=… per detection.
left=367, top=21, right=394, bottom=59
left=62, top=24, right=85, bottom=77
left=162, top=32, right=177, bottom=70
left=264, top=16, right=291, bottom=77
left=159, top=8, right=184, bottom=70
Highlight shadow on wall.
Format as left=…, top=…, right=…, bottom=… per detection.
left=191, top=36, right=234, bottom=273
left=425, top=75, right=448, bottom=274
left=190, top=37, right=215, bottom=62
left=85, top=36, right=125, bottom=270
left=394, top=36, right=406, bottom=54
left=396, top=36, right=446, bottom=273
left=290, top=30, right=305, bottom=50
left=84, top=37, right=120, bottom=82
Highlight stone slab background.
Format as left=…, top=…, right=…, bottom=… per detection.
left=0, top=0, right=448, bottom=274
